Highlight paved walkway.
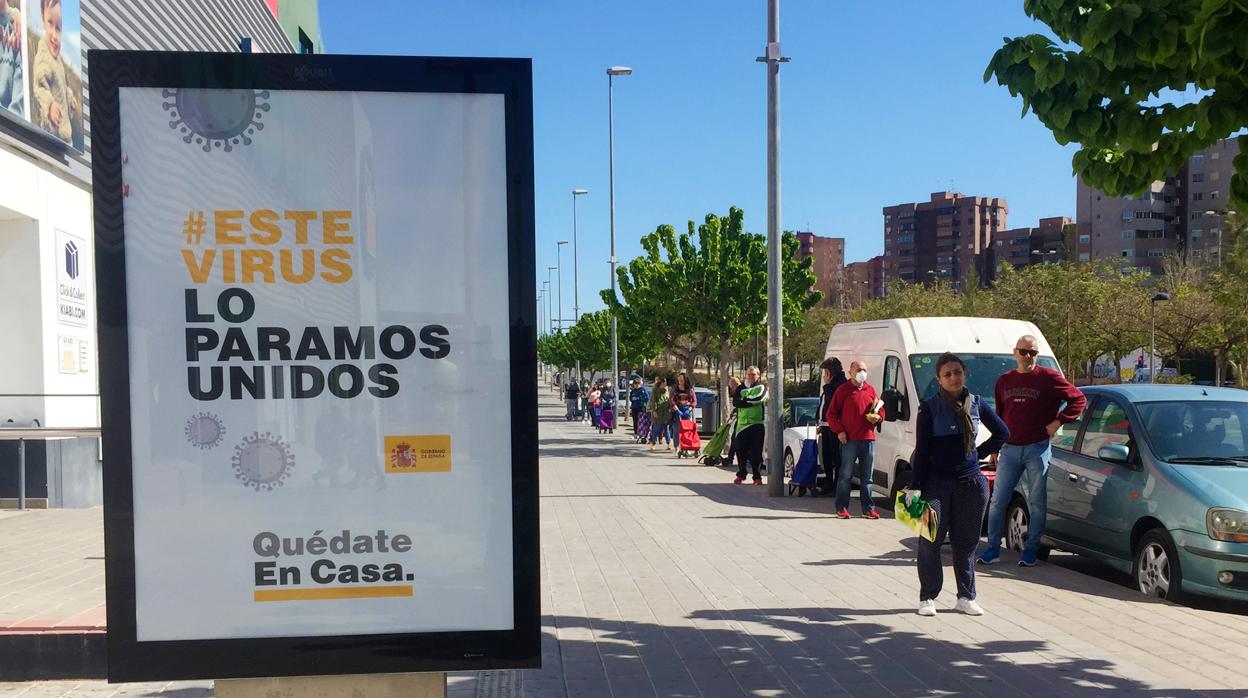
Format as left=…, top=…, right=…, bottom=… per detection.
left=4, top=391, right=1248, bottom=696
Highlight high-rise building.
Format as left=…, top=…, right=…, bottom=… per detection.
left=794, top=231, right=845, bottom=307
left=1183, top=138, right=1238, bottom=266
left=988, top=216, right=1072, bottom=274
left=883, top=192, right=1008, bottom=288
left=1, top=0, right=317, bottom=509
left=1076, top=176, right=1182, bottom=276
left=844, top=255, right=885, bottom=305
left=1075, top=137, right=1240, bottom=274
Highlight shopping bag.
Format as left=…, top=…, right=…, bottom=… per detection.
left=894, top=490, right=940, bottom=543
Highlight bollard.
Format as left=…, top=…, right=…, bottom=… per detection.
left=17, top=437, right=24, bottom=511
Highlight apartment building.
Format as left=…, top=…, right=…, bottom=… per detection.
left=844, top=255, right=885, bottom=305
left=989, top=216, right=1072, bottom=273
left=882, top=191, right=1008, bottom=288
left=794, top=231, right=845, bottom=307
left=1184, top=138, right=1238, bottom=266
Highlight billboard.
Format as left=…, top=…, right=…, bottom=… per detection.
left=1, top=0, right=83, bottom=146
left=91, top=51, right=538, bottom=682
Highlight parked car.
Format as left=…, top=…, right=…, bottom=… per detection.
left=1002, top=384, right=1248, bottom=603
left=825, top=317, right=1061, bottom=506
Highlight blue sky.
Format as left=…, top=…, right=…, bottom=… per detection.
left=322, top=1, right=1075, bottom=319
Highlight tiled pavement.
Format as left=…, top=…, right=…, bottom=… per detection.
left=4, top=391, right=1248, bottom=696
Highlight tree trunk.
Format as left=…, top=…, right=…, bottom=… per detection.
left=719, top=335, right=733, bottom=429
left=1215, top=348, right=1227, bottom=387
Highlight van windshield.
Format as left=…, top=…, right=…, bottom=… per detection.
left=909, top=354, right=1060, bottom=408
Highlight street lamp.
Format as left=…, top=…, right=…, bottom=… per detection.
left=546, top=268, right=556, bottom=335
left=572, top=189, right=588, bottom=322
left=1150, top=291, right=1170, bottom=383
left=607, top=65, right=632, bottom=406
left=556, top=241, right=568, bottom=332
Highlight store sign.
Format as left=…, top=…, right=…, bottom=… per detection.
left=55, top=228, right=87, bottom=327
left=92, top=52, right=538, bottom=682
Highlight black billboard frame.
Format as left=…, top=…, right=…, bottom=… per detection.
left=90, top=50, right=539, bottom=683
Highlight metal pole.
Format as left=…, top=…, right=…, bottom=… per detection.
left=760, top=0, right=787, bottom=497
left=17, top=437, right=25, bottom=511
left=572, top=190, right=585, bottom=385
left=1150, top=300, right=1156, bottom=384
left=608, top=73, right=621, bottom=408
left=556, top=243, right=565, bottom=332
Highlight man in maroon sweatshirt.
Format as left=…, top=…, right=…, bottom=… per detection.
left=979, top=335, right=1086, bottom=567
left=827, top=360, right=885, bottom=519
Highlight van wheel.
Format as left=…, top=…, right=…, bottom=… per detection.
left=889, top=467, right=911, bottom=511
left=1134, top=529, right=1184, bottom=603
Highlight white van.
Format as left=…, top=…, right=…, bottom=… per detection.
left=823, top=317, right=1060, bottom=503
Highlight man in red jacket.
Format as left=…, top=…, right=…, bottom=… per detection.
left=827, top=360, right=885, bottom=519
left=980, top=335, right=1087, bottom=567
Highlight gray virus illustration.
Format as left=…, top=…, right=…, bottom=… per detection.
left=231, top=431, right=295, bottom=491
left=162, top=88, right=271, bottom=152
left=184, top=412, right=226, bottom=450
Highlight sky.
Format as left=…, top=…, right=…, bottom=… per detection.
left=321, top=1, right=1077, bottom=320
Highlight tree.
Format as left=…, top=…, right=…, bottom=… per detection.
left=1155, top=259, right=1218, bottom=375
left=789, top=307, right=842, bottom=382
left=985, top=1, right=1248, bottom=207
left=849, top=279, right=961, bottom=322
left=606, top=208, right=820, bottom=424
left=564, top=312, right=612, bottom=378
left=1205, top=209, right=1248, bottom=384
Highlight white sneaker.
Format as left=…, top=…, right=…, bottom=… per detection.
left=954, top=597, right=984, bottom=616
left=916, top=599, right=937, bottom=616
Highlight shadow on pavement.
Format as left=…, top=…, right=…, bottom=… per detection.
left=448, top=609, right=1231, bottom=697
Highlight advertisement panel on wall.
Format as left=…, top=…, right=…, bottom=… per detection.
left=17, top=0, right=82, bottom=149
left=0, top=0, right=24, bottom=119
left=91, top=51, right=538, bottom=682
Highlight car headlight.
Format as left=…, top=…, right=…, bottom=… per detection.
left=1207, top=508, right=1248, bottom=543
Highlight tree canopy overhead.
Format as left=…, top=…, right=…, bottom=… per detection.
left=984, top=0, right=1248, bottom=207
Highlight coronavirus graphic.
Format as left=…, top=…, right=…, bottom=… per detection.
left=184, top=412, right=226, bottom=450
left=231, top=432, right=294, bottom=491
left=162, top=88, right=270, bottom=152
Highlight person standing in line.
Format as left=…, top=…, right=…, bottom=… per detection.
left=564, top=377, right=581, bottom=421
left=909, top=353, right=1009, bottom=617
left=980, top=335, right=1087, bottom=567
left=818, top=357, right=848, bottom=496
left=628, top=374, right=649, bottom=437
left=648, top=377, right=672, bottom=450
left=731, top=366, right=768, bottom=485
left=828, top=360, right=885, bottom=519
left=586, top=382, right=602, bottom=429
left=669, top=372, right=697, bottom=440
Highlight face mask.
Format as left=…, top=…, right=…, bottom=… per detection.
left=854, top=370, right=868, bottom=384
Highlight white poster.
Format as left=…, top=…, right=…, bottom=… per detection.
left=119, top=87, right=514, bottom=641
left=55, top=227, right=88, bottom=327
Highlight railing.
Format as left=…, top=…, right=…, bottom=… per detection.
left=1, top=393, right=101, bottom=511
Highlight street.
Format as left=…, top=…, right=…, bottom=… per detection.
left=3, top=390, right=1248, bottom=696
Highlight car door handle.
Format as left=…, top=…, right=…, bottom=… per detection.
left=1068, top=473, right=1078, bottom=482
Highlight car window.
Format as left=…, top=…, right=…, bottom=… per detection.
left=1079, top=400, right=1132, bottom=458
left=787, top=399, right=820, bottom=427
left=883, top=356, right=905, bottom=397
left=1052, top=410, right=1085, bottom=452
left=1136, top=400, right=1248, bottom=460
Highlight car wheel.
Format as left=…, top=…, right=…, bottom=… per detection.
left=783, top=450, right=794, bottom=480
left=1005, top=497, right=1029, bottom=553
left=1134, top=529, right=1184, bottom=602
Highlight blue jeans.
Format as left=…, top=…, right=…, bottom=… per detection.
left=985, top=440, right=1051, bottom=554
left=836, top=440, right=876, bottom=513
left=650, top=418, right=672, bottom=444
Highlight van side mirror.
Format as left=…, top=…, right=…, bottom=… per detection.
left=1098, top=444, right=1130, bottom=463
left=882, top=389, right=908, bottom=422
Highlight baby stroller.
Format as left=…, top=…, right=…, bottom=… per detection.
left=634, top=411, right=653, bottom=443
left=676, top=416, right=701, bottom=458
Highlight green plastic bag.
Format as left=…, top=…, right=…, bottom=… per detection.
left=894, top=490, right=940, bottom=543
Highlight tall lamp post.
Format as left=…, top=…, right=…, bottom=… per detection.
left=757, top=2, right=790, bottom=497
left=607, top=66, right=632, bottom=406
left=556, top=241, right=568, bottom=332
left=1150, top=291, right=1170, bottom=383
left=572, top=189, right=588, bottom=384
left=546, top=270, right=556, bottom=335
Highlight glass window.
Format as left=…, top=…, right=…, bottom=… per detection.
left=909, top=354, right=1059, bottom=408
left=1192, top=229, right=1203, bottom=238
left=1078, top=252, right=1090, bottom=262
left=1192, top=173, right=1204, bottom=183
left=1052, top=411, right=1085, bottom=451
left=1136, top=401, right=1248, bottom=461
left=1192, top=154, right=1205, bottom=165
left=1079, top=234, right=1090, bottom=243
left=1193, top=192, right=1203, bottom=201
left=1080, top=400, right=1132, bottom=458
left=1122, top=230, right=1134, bottom=238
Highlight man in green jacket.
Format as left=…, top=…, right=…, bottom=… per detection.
left=733, top=365, right=768, bottom=485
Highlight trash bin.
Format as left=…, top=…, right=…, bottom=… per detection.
left=697, top=393, right=720, bottom=435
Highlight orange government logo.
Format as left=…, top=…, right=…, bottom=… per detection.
left=384, top=435, right=452, bottom=473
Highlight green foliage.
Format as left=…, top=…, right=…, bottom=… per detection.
left=985, top=1, right=1248, bottom=208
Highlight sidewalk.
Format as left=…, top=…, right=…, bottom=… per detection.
left=4, top=390, right=1248, bottom=696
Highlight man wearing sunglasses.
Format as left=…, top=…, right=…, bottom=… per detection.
left=979, top=335, right=1086, bottom=567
